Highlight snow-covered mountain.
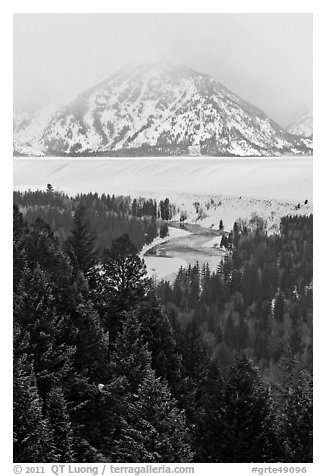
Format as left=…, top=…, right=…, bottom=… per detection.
left=14, top=60, right=312, bottom=156
left=14, top=111, right=44, bottom=156
left=287, top=111, right=313, bottom=138
left=14, top=105, right=59, bottom=156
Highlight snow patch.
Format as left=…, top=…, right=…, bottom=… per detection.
left=139, top=226, right=192, bottom=258
left=143, top=256, right=188, bottom=282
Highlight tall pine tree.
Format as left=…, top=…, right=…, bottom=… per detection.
left=66, top=204, right=96, bottom=274
left=196, top=355, right=281, bottom=462
left=101, top=234, right=148, bottom=340
left=13, top=354, right=57, bottom=462
left=113, top=365, right=193, bottom=463
left=275, top=357, right=313, bottom=462
left=45, top=386, right=76, bottom=462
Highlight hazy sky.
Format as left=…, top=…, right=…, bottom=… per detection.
left=13, top=13, right=312, bottom=127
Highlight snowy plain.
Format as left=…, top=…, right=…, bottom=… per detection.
left=13, top=157, right=312, bottom=202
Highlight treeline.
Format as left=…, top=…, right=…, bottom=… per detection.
left=13, top=203, right=312, bottom=463
left=13, top=189, right=164, bottom=251
left=156, top=215, right=313, bottom=380
left=43, top=145, right=192, bottom=157
left=13, top=189, right=177, bottom=250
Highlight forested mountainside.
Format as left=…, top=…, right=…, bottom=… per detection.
left=156, top=215, right=313, bottom=379
left=14, top=60, right=312, bottom=157
left=13, top=196, right=312, bottom=463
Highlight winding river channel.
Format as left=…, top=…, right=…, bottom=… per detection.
left=142, top=224, right=227, bottom=283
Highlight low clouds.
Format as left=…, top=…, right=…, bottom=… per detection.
left=14, top=13, right=312, bottom=127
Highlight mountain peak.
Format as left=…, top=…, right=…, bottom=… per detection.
left=14, top=62, right=312, bottom=157
left=117, top=57, right=205, bottom=81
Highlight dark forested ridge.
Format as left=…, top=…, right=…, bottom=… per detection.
left=13, top=193, right=312, bottom=463
left=156, top=215, right=313, bottom=379
left=13, top=188, right=166, bottom=252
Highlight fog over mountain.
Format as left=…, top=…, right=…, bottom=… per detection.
left=287, top=111, right=313, bottom=138
left=13, top=59, right=312, bottom=157
left=14, top=14, right=312, bottom=128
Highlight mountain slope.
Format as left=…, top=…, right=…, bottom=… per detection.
left=15, top=60, right=312, bottom=156
left=14, top=105, right=59, bottom=156
left=14, top=111, right=45, bottom=156
left=287, top=111, right=313, bottom=138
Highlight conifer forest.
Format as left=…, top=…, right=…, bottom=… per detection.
left=13, top=189, right=313, bottom=463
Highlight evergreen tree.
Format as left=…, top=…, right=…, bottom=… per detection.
left=221, top=355, right=280, bottom=462
left=14, top=264, right=75, bottom=398
left=159, top=198, right=172, bottom=220
left=24, top=217, right=75, bottom=311
left=132, top=293, right=182, bottom=396
left=59, top=284, right=110, bottom=457
left=195, top=358, right=226, bottom=462
left=176, top=316, right=210, bottom=422
left=69, top=296, right=110, bottom=383
left=242, top=261, right=258, bottom=306
left=131, top=198, right=138, bottom=217
left=232, top=221, right=240, bottom=248
left=197, top=355, right=280, bottom=462
left=13, top=204, right=28, bottom=290
left=13, top=354, right=57, bottom=462
left=67, top=204, right=96, bottom=274
left=103, top=314, right=155, bottom=458
left=189, top=262, right=200, bottom=308
left=145, top=216, right=158, bottom=243
left=104, top=234, right=147, bottom=297
left=276, top=357, right=313, bottom=462
left=113, top=365, right=193, bottom=463
left=220, top=234, right=228, bottom=248
left=46, top=386, right=76, bottom=462
left=160, top=222, right=169, bottom=239
left=13, top=203, right=27, bottom=242
left=110, top=313, right=152, bottom=393
left=102, top=234, right=148, bottom=340
left=274, top=291, right=285, bottom=321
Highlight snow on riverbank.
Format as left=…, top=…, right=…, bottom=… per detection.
left=171, top=193, right=312, bottom=234
left=143, top=256, right=188, bottom=283
left=140, top=226, right=191, bottom=282
left=139, top=226, right=192, bottom=258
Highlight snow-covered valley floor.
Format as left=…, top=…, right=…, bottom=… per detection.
left=14, top=157, right=312, bottom=202
left=14, top=156, right=313, bottom=282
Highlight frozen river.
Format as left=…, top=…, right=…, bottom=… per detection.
left=141, top=224, right=227, bottom=283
